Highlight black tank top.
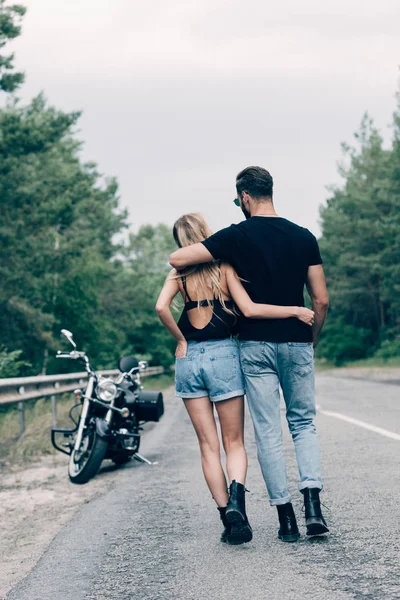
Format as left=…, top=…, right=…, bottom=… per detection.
left=177, top=276, right=236, bottom=342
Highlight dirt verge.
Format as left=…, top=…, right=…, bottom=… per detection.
left=0, top=452, right=131, bottom=599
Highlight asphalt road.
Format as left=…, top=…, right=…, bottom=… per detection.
left=6, top=373, right=400, bottom=600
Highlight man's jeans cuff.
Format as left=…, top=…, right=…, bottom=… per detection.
left=269, top=494, right=291, bottom=506
left=299, top=481, right=323, bottom=492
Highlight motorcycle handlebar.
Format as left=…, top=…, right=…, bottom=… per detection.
left=56, top=350, right=94, bottom=375
left=56, top=351, right=87, bottom=360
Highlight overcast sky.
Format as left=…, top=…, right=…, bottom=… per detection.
left=10, top=0, right=400, bottom=236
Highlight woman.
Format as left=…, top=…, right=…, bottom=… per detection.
left=155, top=213, right=314, bottom=545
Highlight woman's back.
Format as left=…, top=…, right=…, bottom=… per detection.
left=177, top=265, right=236, bottom=342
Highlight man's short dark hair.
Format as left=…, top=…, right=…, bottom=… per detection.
left=236, top=166, right=273, bottom=199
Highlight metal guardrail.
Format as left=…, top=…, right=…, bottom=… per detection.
left=0, top=366, right=164, bottom=437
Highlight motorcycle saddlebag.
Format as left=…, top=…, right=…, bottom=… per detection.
left=136, top=391, right=164, bottom=422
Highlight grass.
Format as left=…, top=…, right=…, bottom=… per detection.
left=339, top=356, right=400, bottom=368
left=142, top=371, right=174, bottom=391
left=0, top=395, right=76, bottom=465
left=0, top=371, right=174, bottom=467
left=315, top=356, right=400, bottom=370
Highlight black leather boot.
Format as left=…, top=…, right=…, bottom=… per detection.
left=277, top=502, right=300, bottom=542
left=303, top=488, right=329, bottom=536
left=225, top=480, right=253, bottom=544
left=217, top=507, right=231, bottom=543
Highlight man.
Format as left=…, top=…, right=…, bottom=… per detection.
left=169, top=166, right=329, bottom=541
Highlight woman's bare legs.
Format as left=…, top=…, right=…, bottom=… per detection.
left=215, top=395, right=252, bottom=543
left=183, top=396, right=229, bottom=507
left=215, top=396, right=247, bottom=485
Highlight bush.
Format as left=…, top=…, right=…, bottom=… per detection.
left=316, top=318, right=374, bottom=365
left=374, top=339, right=400, bottom=359
left=0, top=346, right=31, bottom=378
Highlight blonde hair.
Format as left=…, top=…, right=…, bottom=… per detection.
left=171, top=213, right=235, bottom=316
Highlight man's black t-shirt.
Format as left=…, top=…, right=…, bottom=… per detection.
left=202, top=216, right=322, bottom=342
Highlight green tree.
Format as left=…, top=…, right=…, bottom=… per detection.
left=318, top=109, right=400, bottom=364
left=0, top=95, right=128, bottom=373
left=381, top=88, right=400, bottom=354
left=0, top=1, right=177, bottom=377
left=88, top=224, right=177, bottom=371
left=0, top=0, right=26, bottom=93
left=105, top=224, right=177, bottom=370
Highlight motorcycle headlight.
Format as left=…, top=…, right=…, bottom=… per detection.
left=96, top=379, right=117, bottom=402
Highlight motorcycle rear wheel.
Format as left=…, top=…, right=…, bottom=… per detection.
left=68, top=427, right=108, bottom=484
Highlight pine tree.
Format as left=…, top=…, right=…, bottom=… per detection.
left=0, top=0, right=26, bottom=93
left=318, top=114, right=395, bottom=363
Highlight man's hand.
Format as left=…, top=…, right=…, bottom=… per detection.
left=175, top=340, right=188, bottom=358
left=170, top=243, right=214, bottom=270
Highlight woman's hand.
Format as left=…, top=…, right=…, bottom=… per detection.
left=296, top=307, right=315, bottom=326
left=175, top=340, right=188, bottom=358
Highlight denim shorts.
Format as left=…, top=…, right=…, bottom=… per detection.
left=175, top=338, right=245, bottom=402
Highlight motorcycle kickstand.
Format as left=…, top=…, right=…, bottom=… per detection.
left=133, top=452, right=158, bottom=466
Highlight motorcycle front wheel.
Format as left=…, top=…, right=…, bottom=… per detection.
left=68, top=425, right=108, bottom=484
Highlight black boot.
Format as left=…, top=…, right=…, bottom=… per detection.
left=225, top=480, right=253, bottom=544
left=217, top=507, right=231, bottom=543
left=303, top=488, right=329, bottom=536
left=277, top=503, right=300, bottom=542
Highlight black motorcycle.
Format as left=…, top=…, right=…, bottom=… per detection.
left=51, top=329, right=164, bottom=484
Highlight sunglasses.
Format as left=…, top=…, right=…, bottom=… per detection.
left=233, top=197, right=241, bottom=207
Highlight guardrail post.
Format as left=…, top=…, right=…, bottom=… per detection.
left=51, top=395, right=57, bottom=428
left=18, top=401, right=25, bottom=437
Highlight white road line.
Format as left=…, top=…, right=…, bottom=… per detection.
left=316, top=405, right=400, bottom=441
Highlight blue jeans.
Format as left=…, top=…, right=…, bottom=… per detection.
left=240, top=341, right=322, bottom=506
